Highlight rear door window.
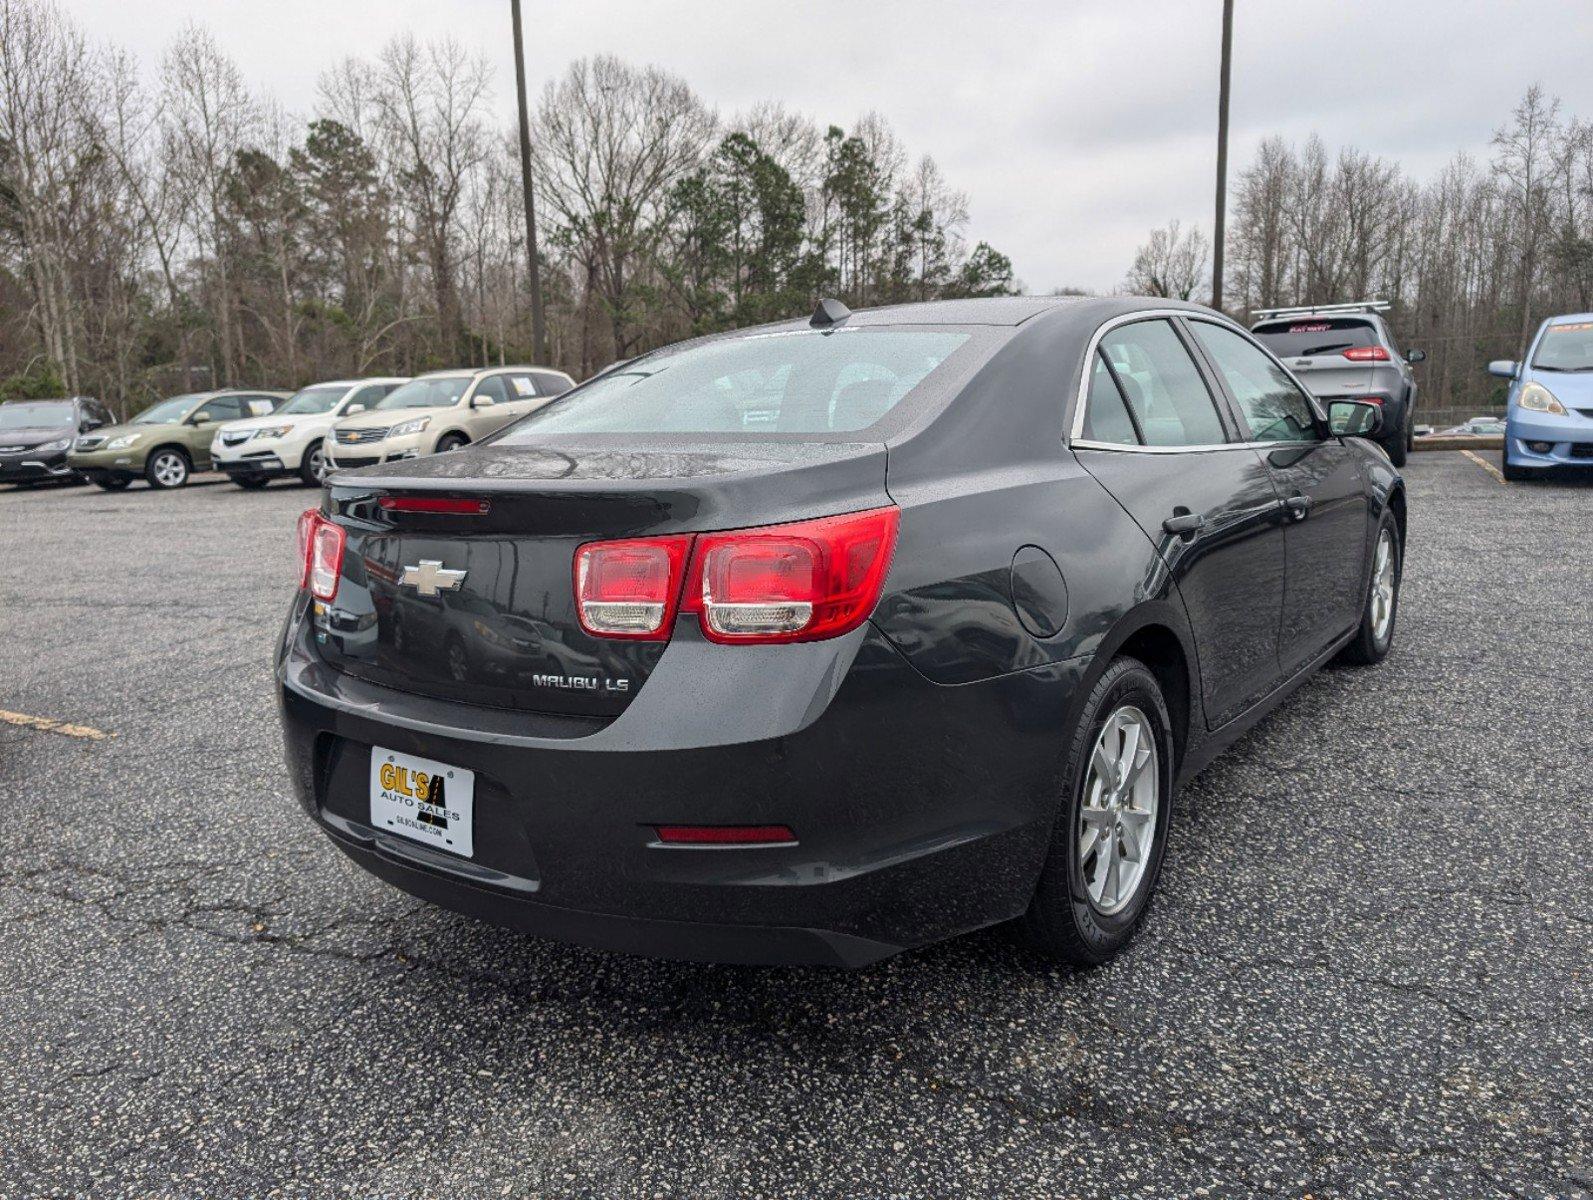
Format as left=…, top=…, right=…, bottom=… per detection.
left=1190, top=321, right=1322, bottom=443
left=1098, top=320, right=1228, bottom=447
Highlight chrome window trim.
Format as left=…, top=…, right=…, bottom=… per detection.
left=1072, top=437, right=1324, bottom=455
left=1068, top=308, right=1330, bottom=448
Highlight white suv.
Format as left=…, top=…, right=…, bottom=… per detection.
left=324, top=367, right=575, bottom=472
left=212, top=378, right=408, bottom=488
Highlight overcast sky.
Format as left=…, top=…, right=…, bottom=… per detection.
left=65, top=0, right=1593, bottom=295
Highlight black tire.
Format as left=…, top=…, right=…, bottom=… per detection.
left=1337, top=510, right=1401, bottom=666
left=298, top=439, right=327, bottom=486
left=1019, top=656, right=1175, bottom=966
left=435, top=433, right=468, bottom=454
left=232, top=473, right=270, bottom=490
left=143, top=447, right=190, bottom=490
left=95, top=477, right=131, bottom=491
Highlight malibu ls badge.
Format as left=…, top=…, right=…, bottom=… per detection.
left=400, top=560, right=467, bottom=597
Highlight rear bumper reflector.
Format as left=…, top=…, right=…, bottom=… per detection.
left=653, top=824, right=797, bottom=847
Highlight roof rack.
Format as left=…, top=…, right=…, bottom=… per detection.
left=1251, top=300, right=1391, bottom=320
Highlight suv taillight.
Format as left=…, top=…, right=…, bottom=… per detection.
left=573, top=506, right=900, bottom=646
left=298, top=508, right=345, bottom=602
left=1342, top=346, right=1391, bottom=362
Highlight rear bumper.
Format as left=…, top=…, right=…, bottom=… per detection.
left=1504, top=412, right=1593, bottom=467
left=278, top=596, right=1083, bottom=966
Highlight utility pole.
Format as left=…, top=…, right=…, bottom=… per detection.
left=1211, top=0, right=1234, bottom=312
left=511, top=0, right=547, bottom=361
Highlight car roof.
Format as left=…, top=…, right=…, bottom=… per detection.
left=1544, top=312, right=1593, bottom=326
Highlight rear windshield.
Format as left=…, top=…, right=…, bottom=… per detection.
left=0, top=400, right=72, bottom=428
left=498, top=329, right=971, bottom=438
left=377, top=376, right=471, bottom=410
left=1532, top=321, right=1593, bottom=371
left=1251, top=318, right=1380, bottom=358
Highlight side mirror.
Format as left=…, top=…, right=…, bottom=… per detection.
left=1487, top=359, right=1518, bottom=379
left=190, top=409, right=215, bottom=424
left=1328, top=400, right=1384, bottom=439
left=1406, top=349, right=1427, bottom=364
left=471, top=395, right=495, bottom=408
left=345, top=403, right=366, bottom=415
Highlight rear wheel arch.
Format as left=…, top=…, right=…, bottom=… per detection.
left=1075, top=609, right=1197, bottom=775
left=1386, top=483, right=1407, bottom=547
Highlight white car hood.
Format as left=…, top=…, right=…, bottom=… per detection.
left=217, top=412, right=337, bottom=436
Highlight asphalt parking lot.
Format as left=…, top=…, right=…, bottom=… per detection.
left=1, top=453, right=1588, bottom=1200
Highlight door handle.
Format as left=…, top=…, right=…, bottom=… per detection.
left=1282, top=493, right=1311, bottom=521
left=1163, top=510, right=1206, bottom=538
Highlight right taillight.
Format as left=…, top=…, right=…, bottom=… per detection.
left=573, top=507, right=900, bottom=646
left=684, top=507, right=900, bottom=644
left=298, top=508, right=345, bottom=602
left=1342, top=346, right=1391, bottom=362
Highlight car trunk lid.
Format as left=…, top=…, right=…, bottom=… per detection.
left=312, top=439, right=890, bottom=718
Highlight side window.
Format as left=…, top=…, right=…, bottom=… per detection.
left=1080, top=352, right=1140, bottom=445
left=1190, top=322, right=1322, bottom=443
left=346, top=385, right=387, bottom=412
left=472, top=376, right=509, bottom=406
left=200, top=396, right=247, bottom=422
left=1098, top=320, right=1228, bottom=447
left=532, top=370, right=572, bottom=397
left=506, top=373, right=539, bottom=400
left=243, top=395, right=277, bottom=417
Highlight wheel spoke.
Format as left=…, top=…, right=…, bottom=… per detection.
left=1081, top=804, right=1115, bottom=830
left=1119, top=821, right=1142, bottom=863
left=1103, top=838, right=1120, bottom=905
left=1117, top=720, right=1142, bottom=783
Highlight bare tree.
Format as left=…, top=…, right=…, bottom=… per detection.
left=1493, top=84, right=1561, bottom=360
left=1124, top=220, right=1209, bottom=300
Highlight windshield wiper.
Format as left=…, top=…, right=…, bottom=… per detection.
left=1532, top=364, right=1593, bottom=372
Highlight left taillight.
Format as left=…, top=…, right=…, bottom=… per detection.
left=573, top=535, right=693, bottom=640
left=1342, top=346, right=1391, bottom=362
left=298, top=508, right=345, bottom=602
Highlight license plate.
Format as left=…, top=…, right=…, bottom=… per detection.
left=369, top=747, right=474, bottom=858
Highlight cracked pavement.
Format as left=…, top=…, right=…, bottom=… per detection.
left=0, top=456, right=1588, bottom=1199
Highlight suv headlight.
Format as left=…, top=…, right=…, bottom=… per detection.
left=389, top=417, right=431, bottom=437
left=1518, top=382, right=1567, bottom=415
left=37, top=438, right=72, bottom=453
left=105, top=433, right=142, bottom=450
left=252, top=425, right=295, bottom=440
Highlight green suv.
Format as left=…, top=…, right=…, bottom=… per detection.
left=68, top=390, right=288, bottom=490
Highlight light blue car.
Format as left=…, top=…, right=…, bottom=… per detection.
left=1490, top=314, right=1593, bottom=481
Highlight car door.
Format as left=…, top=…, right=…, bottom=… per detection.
left=1186, top=318, right=1370, bottom=674
left=186, top=395, right=247, bottom=467
left=463, top=375, right=512, bottom=439
left=1071, top=316, right=1289, bottom=728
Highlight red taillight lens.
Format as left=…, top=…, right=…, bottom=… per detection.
left=573, top=506, right=899, bottom=645
left=309, top=519, right=345, bottom=602
left=1353, top=395, right=1384, bottom=407
left=1342, top=346, right=1391, bottom=362
left=573, top=535, right=692, bottom=639
left=654, top=824, right=797, bottom=846
left=296, top=509, right=318, bottom=590
left=684, top=506, right=900, bottom=644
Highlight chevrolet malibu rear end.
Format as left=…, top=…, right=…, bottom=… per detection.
left=278, top=296, right=1401, bottom=967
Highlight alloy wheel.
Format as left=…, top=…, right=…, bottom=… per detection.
left=309, top=444, right=327, bottom=481
left=1370, top=528, right=1396, bottom=642
left=151, top=452, right=187, bottom=488
left=1079, top=704, right=1159, bottom=915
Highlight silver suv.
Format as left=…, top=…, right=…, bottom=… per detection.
left=1250, top=301, right=1425, bottom=466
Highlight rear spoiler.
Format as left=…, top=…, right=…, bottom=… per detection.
left=1252, top=300, right=1391, bottom=321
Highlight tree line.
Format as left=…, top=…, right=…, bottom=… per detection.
left=0, top=0, right=1014, bottom=415
left=1126, top=85, right=1593, bottom=412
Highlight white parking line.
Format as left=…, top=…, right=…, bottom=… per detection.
left=0, top=709, right=114, bottom=740
left=1461, top=449, right=1505, bottom=485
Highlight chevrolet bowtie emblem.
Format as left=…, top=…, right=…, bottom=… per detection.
left=400, top=560, right=467, bottom=597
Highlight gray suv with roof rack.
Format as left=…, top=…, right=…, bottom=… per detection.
left=1250, top=301, right=1424, bottom=466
